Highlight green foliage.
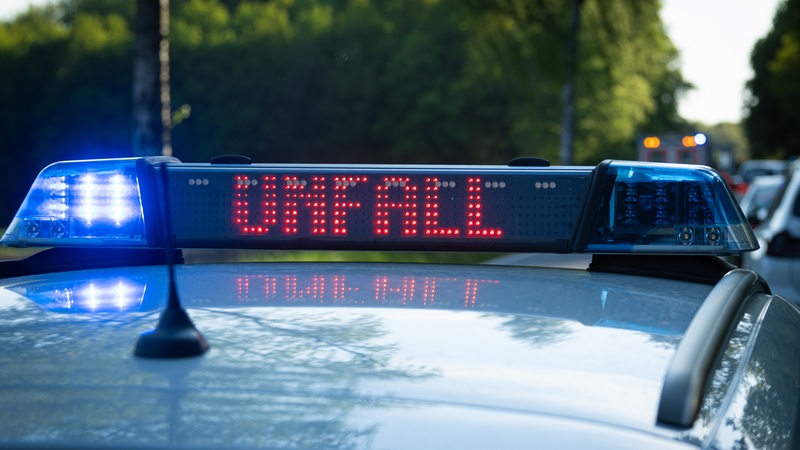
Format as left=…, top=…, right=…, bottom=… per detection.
left=704, top=122, right=750, bottom=168
left=0, top=6, right=67, bottom=54
left=0, top=0, right=686, bottom=223
left=0, top=1, right=133, bottom=223
left=745, top=0, right=800, bottom=159
left=575, top=0, right=688, bottom=162
left=460, top=0, right=686, bottom=164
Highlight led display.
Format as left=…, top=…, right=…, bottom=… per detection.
left=169, top=167, right=589, bottom=250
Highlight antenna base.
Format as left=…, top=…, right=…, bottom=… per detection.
left=134, top=307, right=209, bottom=358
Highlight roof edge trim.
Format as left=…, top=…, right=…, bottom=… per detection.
left=656, top=269, right=770, bottom=428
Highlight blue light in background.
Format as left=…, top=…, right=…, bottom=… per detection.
left=693, top=133, right=708, bottom=146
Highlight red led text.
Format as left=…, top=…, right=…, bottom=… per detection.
left=233, top=174, right=503, bottom=238
left=235, top=274, right=499, bottom=307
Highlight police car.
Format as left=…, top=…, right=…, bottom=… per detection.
left=1, top=157, right=798, bottom=449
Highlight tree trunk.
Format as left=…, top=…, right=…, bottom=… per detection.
left=559, top=0, right=583, bottom=165
left=133, top=0, right=171, bottom=156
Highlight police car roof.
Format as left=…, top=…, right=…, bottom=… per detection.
left=1, top=261, right=719, bottom=449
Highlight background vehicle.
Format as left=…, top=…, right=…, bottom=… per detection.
left=638, top=133, right=710, bottom=165
left=738, top=174, right=785, bottom=228
left=1, top=157, right=799, bottom=449
left=742, top=161, right=800, bottom=304
left=736, top=159, right=788, bottom=193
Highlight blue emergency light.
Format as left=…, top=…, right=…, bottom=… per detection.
left=1, top=157, right=758, bottom=255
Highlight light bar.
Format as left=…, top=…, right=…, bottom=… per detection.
left=583, top=162, right=756, bottom=253
left=1, top=158, right=758, bottom=255
left=2, top=158, right=147, bottom=246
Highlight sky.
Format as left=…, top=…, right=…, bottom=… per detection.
left=661, top=0, right=782, bottom=125
left=0, top=0, right=786, bottom=125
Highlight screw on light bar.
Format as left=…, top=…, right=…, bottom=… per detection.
left=1, top=157, right=758, bottom=255
left=1, top=158, right=149, bottom=247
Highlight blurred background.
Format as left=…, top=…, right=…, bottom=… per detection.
left=0, top=0, right=797, bottom=227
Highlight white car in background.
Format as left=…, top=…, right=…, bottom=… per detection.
left=738, top=174, right=785, bottom=229
left=742, top=162, right=800, bottom=304
left=736, top=159, right=787, bottom=187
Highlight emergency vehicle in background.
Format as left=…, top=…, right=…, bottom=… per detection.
left=638, top=133, right=710, bottom=165
left=638, top=132, right=746, bottom=196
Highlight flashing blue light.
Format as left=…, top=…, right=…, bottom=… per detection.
left=585, top=162, right=755, bottom=253
left=1, top=159, right=147, bottom=247
left=694, top=133, right=708, bottom=146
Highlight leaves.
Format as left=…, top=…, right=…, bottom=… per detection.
left=0, top=0, right=685, bottom=221
left=745, top=0, right=800, bottom=159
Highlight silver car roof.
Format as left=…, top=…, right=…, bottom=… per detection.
left=0, top=262, right=715, bottom=449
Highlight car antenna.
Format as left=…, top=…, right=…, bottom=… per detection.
left=134, top=162, right=209, bottom=358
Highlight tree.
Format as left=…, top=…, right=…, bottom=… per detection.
left=705, top=122, right=750, bottom=170
left=132, top=0, right=171, bottom=156
left=0, top=0, right=688, bottom=223
left=559, top=0, right=584, bottom=165
left=461, top=0, right=686, bottom=164
left=745, top=0, right=800, bottom=160
left=0, top=1, right=133, bottom=223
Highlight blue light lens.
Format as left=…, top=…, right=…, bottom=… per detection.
left=585, top=162, right=757, bottom=253
left=1, top=159, right=147, bottom=247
